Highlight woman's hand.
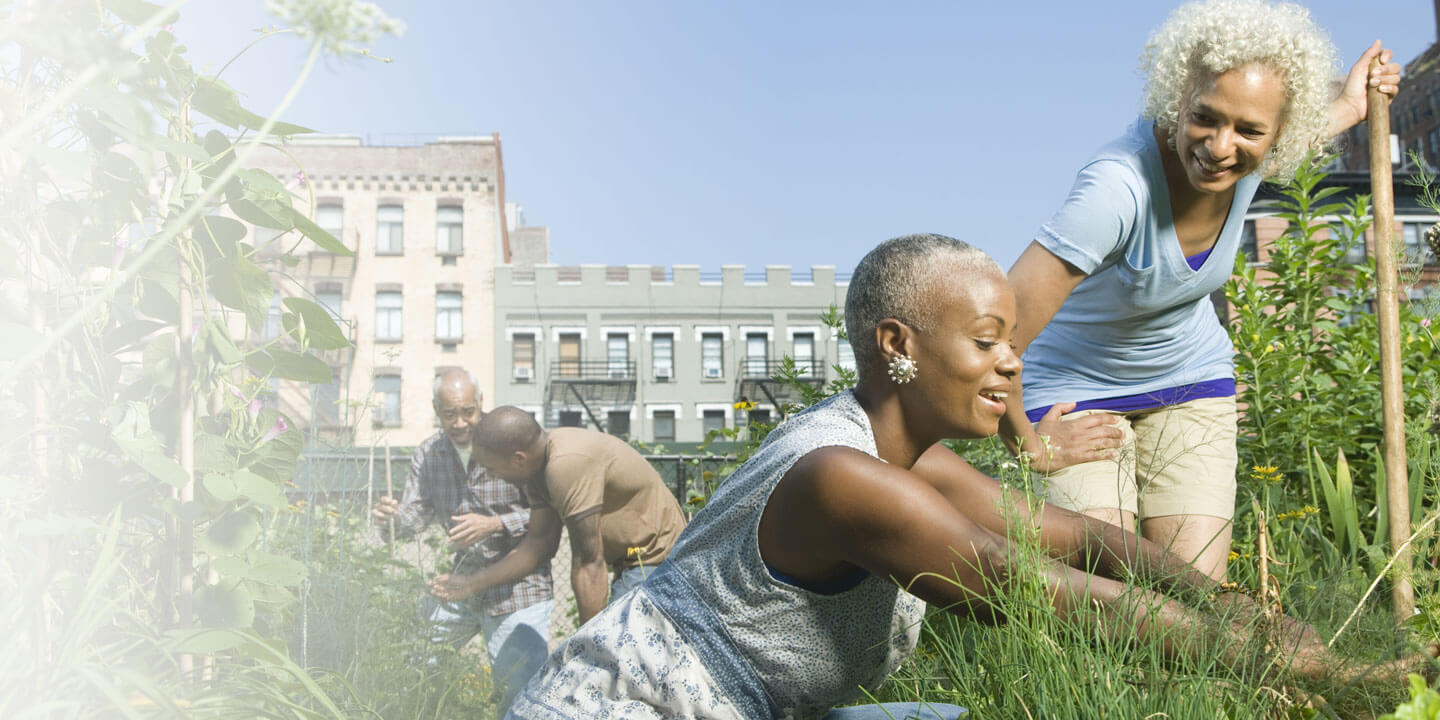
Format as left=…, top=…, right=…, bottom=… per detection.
left=1329, top=40, right=1402, bottom=136
left=1023, top=402, right=1123, bottom=473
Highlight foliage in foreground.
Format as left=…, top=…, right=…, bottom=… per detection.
left=1, top=1, right=404, bottom=716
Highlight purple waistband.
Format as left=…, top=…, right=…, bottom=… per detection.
left=1025, top=378, right=1235, bottom=423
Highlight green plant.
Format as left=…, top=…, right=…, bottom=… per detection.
left=2, top=1, right=400, bottom=715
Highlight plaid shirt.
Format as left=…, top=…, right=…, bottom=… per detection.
left=393, top=431, right=552, bottom=616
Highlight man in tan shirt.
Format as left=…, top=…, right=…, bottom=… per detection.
left=430, top=406, right=686, bottom=624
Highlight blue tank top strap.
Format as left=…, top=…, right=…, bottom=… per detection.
left=1025, top=377, right=1235, bottom=423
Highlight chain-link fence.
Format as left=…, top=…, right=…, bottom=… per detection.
left=278, top=446, right=735, bottom=667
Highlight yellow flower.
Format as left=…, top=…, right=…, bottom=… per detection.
left=627, top=545, right=645, bottom=558
left=733, top=400, right=756, bottom=411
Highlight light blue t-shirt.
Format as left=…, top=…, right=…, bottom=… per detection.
left=1021, top=119, right=1260, bottom=413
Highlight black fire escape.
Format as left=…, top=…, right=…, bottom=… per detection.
left=733, top=357, right=826, bottom=418
left=545, top=359, right=637, bottom=432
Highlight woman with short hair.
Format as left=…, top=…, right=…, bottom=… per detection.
left=506, top=234, right=1411, bottom=720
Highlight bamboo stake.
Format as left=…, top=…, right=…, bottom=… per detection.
left=175, top=100, right=196, bottom=676
left=1367, top=57, right=1415, bottom=622
left=366, top=443, right=374, bottom=531
left=385, top=441, right=395, bottom=551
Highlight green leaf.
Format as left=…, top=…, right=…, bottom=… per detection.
left=110, top=403, right=190, bottom=487
left=163, top=628, right=249, bottom=654
left=282, top=297, right=350, bottom=350
left=210, top=254, right=272, bottom=326
left=196, top=579, right=255, bottom=628
left=103, top=0, right=177, bottom=25
left=243, top=551, right=306, bottom=587
left=193, top=77, right=314, bottom=135
left=251, top=348, right=334, bottom=384
left=201, top=511, right=260, bottom=556
left=287, top=206, right=352, bottom=255
left=192, top=214, right=247, bottom=263
left=232, top=468, right=287, bottom=508
left=203, top=472, right=240, bottom=502
left=204, top=321, right=244, bottom=364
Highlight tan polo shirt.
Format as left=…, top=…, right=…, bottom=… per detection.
left=526, top=427, right=686, bottom=569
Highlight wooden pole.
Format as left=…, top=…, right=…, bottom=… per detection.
left=384, top=441, right=395, bottom=551
left=366, top=443, right=374, bottom=531
left=1367, top=58, right=1415, bottom=623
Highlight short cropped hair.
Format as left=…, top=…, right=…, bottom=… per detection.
left=844, top=234, right=998, bottom=380
left=433, top=369, right=482, bottom=405
left=1140, top=0, right=1338, bottom=183
left=474, top=406, right=543, bottom=455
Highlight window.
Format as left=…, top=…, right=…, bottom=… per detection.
left=264, top=295, right=284, bottom=340
left=436, top=205, right=463, bottom=255
left=747, top=408, right=772, bottom=428
left=793, top=333, right=815, bottom=376
left=317, top=203, right=343, bottom=245
left=314, top=367, right=342, bottom=427
left=377, top=204, right=404, bottom=255
left=1402, top=222, right=1437, bottom=265
left=652, top=333, right=674, bottom=380
left=702, top=409, right=726, bottom=435
left=558, top=333, right=581, bottom=377
left=837, top=342, right=856, bottom=373
left=513, top=333, right=536, bottom=381
left=745, top=333, right=768, bottom=377
left=558, top=410, right=582, bottom=427
left=607, top=410, right=630, bottom=439
left=435, top=291, right=463, bottom=342
left=701, top=333, right=724, bottom=379
left=374, top=375, right=401, bottom=427
left=607, top=333, right=629, bottom=377
left=375, top=291, right=403, bottom=342
left=653, top=410, right=676, bottom=442
left=1239, top=220, right=1258, bottom=263
left=315, top=285, right=342, bottom=321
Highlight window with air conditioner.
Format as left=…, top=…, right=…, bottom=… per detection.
left=512, top=333, right=535, bottom=382
left=652, top=333, right=674, bottom=381
left=701, top=333, right=723, bottom=379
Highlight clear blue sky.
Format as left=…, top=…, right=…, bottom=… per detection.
left=177, top=1, right=1437, bottom=273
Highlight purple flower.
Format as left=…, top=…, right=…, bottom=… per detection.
left=293, top=170, right=308, bottom=188
left=247, top=398, right=262, bottom=423
left=1423, top=317, right=1433, bottom=329
left=260, top=416, right=290, bottom=446
left=112, top=237, right=130, bottom=270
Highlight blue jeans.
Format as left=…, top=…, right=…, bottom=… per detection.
left=610, top=563, right=655, bottom=602
left=421, top=595, right=553, bottom=716
left=824, top=702, right=968, bottom=719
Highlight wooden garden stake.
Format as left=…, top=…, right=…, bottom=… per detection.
left=366, top=443, right=374, bottom=531
left=1367, top=56, right=1415, bottom=622
left=385, top=440, right=395, bottom=551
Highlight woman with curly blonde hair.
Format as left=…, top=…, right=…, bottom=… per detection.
left=1000, top=0, right=1401, bottom=581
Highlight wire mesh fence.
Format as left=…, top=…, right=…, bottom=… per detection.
left=273, top=443, right=736, bottom=674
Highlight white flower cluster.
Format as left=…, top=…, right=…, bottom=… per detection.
left=265, top=0, right=405, bottom=57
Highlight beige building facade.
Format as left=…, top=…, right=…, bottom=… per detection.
left=249, top=135, right=524, bottom=447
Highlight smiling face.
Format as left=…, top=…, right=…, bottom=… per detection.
left=1171, top=64, right=1287, bottom=196
left=434, top=384, right=481, bottom=448
left=905, top=269, right=1021, bottom=439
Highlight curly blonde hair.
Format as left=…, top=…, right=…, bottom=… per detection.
left=1140, top=0, right=1338, bottom=182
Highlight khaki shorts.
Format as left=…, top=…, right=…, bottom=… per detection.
left=1039, top=395, right=1238, bottom=521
